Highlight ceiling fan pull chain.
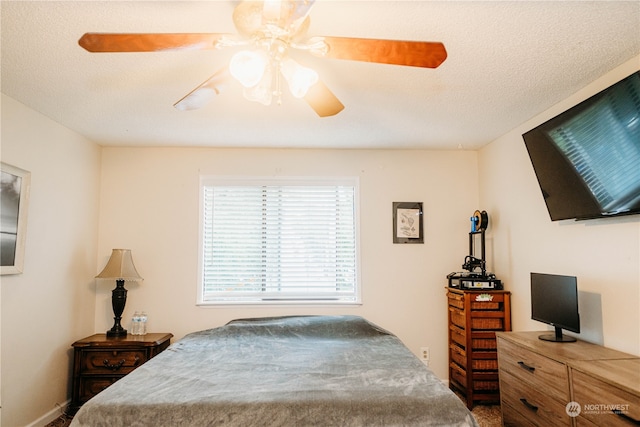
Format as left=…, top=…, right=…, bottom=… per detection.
left=274, top=62, right=283, bottom=106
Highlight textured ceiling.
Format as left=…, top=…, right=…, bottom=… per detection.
left=1, top=1, right=639, bottom=149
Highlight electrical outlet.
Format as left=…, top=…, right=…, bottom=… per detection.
left=420, top=347, right=430, bottom=365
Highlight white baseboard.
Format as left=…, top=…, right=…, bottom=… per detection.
left=26, top=400, right=70, bottom=427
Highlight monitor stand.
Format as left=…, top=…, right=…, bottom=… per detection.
left=539, top=326, right=577, bottom=342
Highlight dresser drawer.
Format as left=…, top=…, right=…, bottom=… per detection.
left=80, top=349, right=146, bottom=374
left=500, top=369, right=572, bottom=426
left=450, top=308, right=467, bottom=330
left=450, top=307, right=504, bottom=331
left=447, top=291, right=465, bottom=309
left=447, top=290, right=508, bottom=310
left=450, top=325, right=466, bottom=348
left=501, top=400, right=537, bottom=427
left=572, top=369, right=640, bottom=427
left=497, top=336, right=569, bottom=401
left=450, top=344, right=498, bottom=371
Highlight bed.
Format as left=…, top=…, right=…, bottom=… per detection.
left=70, top=315, right=478, bottom=426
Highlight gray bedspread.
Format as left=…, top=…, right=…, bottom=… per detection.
left=70, top=315, right=478, bottom=426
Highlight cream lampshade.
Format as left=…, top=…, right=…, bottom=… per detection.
left=96, top=249, right=143, bottom=337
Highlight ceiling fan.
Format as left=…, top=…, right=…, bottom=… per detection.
left=78, top=0, right=447, bottom=117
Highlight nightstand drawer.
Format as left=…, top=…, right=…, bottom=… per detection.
left=81, top=349, right=146, bottom=374
left=77, top=376, right=121, bottom=404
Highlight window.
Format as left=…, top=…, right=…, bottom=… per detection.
left=198, top=176, right=360, bottom=305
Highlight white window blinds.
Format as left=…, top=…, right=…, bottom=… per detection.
left=199, top=177, right=359, bottom=304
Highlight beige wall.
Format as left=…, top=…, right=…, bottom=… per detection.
left=478, top=55, right=640, bottom=355
left=96, top=147, right=479, bottom=380
left=1, top=94, right=101, bottom=426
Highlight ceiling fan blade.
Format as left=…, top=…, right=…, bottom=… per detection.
left=315, top=37, right=447, bottom=69
left=174, top=68, right=231, bottom=111
left=304, top=80, right=344, bottom=117
left=78, top=33, right=232, bottom=52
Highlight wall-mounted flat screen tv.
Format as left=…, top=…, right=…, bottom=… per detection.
left=523, top=71, right=640, bottom=221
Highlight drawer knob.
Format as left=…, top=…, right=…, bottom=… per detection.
left=517, top=361, right=536, bottom=372
left=103, top=358, right=125, bottom=371
left=519, top=398, right=539, bottom=412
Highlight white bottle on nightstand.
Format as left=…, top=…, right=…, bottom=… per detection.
left=139, top=311, right=147, bottom=335
left=131, top=311, right=140, bottom=335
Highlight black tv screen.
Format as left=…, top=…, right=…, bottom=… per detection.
left=523, top=71, right=640, bottom=221
left=530, top=272, right=580, bottom=342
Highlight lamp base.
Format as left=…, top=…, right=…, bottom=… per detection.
left=106, top=326, right=127, bottom=337
left=107, top=279, right=128, bottom=338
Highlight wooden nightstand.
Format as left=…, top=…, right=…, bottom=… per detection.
left=69, top=332, right=172, bottom=414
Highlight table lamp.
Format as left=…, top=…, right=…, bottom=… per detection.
left=96, top=249, right=143, bottom=337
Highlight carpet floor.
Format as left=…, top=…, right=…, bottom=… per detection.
left=470, top=403, right=503, bottom=427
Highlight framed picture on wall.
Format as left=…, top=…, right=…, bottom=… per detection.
left=1, top=162, right=31, bottom=275
left=393, top=202, right=423, bottom=244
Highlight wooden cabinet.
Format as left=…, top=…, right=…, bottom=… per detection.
left=446, top=288, right=511, bottom=408
left=496, top=331, right=639, bottom=427
left=69, top=332, right=173, bottom=414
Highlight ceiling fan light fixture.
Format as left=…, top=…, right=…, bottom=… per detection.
left=243, top=65, right=274, bottom=106
left=78, top=0, right=447, bottom=117
left=229, top=50, right=268, bottom=88
left=280, top=57, right=318, bottom=98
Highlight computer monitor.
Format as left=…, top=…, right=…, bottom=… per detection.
left=530, top=272, right=580, bottom=342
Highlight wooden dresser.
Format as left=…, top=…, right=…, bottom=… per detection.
left=446, top=288, right=511, bottom=408
left=496, top=331, right=640, bottom=427
left=69, top=332, right=173, bottom=414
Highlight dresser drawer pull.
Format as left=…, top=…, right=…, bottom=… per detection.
left=517, top=361, right=535, bottom=372
left=103, top=359, right=126, bottom=371
left=519, top=398, right=539, bottom=412
left=613, top=409, right=640, bottom=425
